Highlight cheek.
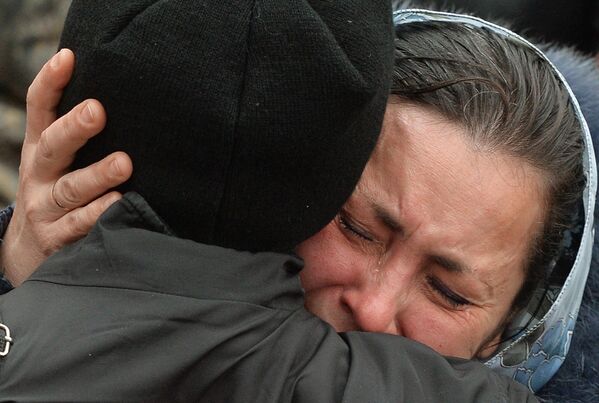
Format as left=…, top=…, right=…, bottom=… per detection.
left=296, top=221, right=362, bottom=291
left=400, top=307, right=489, bottom=359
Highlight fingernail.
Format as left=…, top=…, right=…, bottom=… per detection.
left=50, top=49, right=64, bottom=70
left=81, top=102, right=96, bottom=124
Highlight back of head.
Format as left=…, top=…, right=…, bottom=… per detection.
left=58, top=0, right=394, bottom=252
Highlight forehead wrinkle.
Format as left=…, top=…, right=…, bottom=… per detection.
left=399, top=125, right=484, bottom=218
left=370, top=102, right=537, bottom=305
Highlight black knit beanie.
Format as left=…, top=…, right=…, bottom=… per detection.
left=58, top=0, right=394, bottom=252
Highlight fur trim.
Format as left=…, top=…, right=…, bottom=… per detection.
left=536, top=47, right=599, bottom=403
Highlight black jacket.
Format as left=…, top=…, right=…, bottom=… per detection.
left=0, top=193, right=537, bottom=402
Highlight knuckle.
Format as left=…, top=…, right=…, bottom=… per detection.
left=23, top=205, right=37, bottom=223
left=60, top=111, right=75, bottom=140
left=66, top=211, right=90, bottom=237
left=80, top=164, right=110, bottom=195
left=39, top=234, right=61, bottom=257
left=22, top=191, right=39, bottom=212
left=59, top=178, right=81, bottom=207
left=64, top=105, right=91, bottom=140
left=23, top=200, right=42, bottom=225
left=64, top=210, right=79, bottom=229
left=87, top=202, right=104, bottom=221
left=37, top=130, right=54, bottom=161
left=87, top=165, right=105, bottom=187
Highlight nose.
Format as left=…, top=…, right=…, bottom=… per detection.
left=340, top=272, right=411, bottom=335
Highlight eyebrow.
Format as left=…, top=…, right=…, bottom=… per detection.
left=372, top=204, right=403, bottom=234
left=430, top=254, right=473, bottom=275
left=431, top=254, right=495, bottom=299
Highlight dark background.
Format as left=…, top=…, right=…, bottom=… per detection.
left=418, top=0, right=599, bottom=54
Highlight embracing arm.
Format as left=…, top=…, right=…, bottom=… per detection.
left=0, top=207, right=538, bottom=402
left=0, top=49, right=132, bottom=286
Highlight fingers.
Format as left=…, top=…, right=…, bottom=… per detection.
left=32, top=99, right=107, bottom=180
left=49, top=151, right=132, bottom=212
left=6, top=47, right=133, bottom=285
left=25, top=49, right=75, bottom=145
left=54, top=191, right=123, bottom=244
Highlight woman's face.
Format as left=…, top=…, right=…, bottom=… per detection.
left=296, top=102, right=545, bottom=359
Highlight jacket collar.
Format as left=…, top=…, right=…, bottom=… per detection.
left=30, top=192, right=305, bottom=310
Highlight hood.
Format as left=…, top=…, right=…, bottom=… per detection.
left=393, top=9, right=597, bottom=393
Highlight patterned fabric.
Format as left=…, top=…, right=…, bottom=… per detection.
left=0, top=204, right=14, bottom=294
left=535, top=45, right=599, bottom=402
left=392, top=9, right=597, bottom=394
left=0, top=204, right=14, bottom=237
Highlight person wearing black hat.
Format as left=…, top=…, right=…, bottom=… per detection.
left=0, top=0, right=538, bottom=401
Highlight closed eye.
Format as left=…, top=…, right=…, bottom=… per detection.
left=338, top=212, right=375, bottom=242
left=426, top=275, right=471, bottom=309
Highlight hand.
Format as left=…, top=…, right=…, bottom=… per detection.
left=1, top=49, right=133, bottom=286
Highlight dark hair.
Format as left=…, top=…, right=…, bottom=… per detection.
left=391, top=21, right=585, bottom=313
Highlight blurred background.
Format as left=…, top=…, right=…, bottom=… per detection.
left=0, top=0, right=597, bottom=207
left=0, top=0, right=69, bottom=206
